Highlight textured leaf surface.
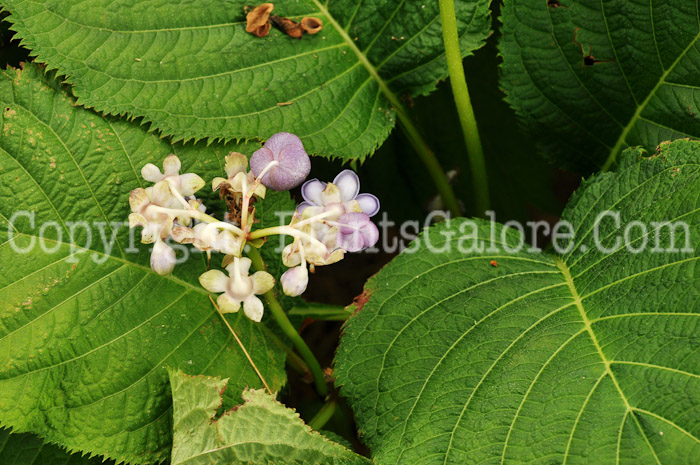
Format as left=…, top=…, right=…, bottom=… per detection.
left=335, top=139, right=700, bottom=464
left=2, top=0, right=491, bottom=161
left=0, top=427, right=112, bottom=465
left=168, top=369, right=371, bottom=465
left=500, top=0, right=700, bottom=172
left=0, top=64, right=285, bottom=464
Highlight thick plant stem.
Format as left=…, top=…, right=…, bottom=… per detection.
left=395, top=109, right=463, bottom=218
left=247, top=247, right=329, bottom=397
left=308, top=398, right=338, bottom=431
left=438, top=0, right=490, bottom=216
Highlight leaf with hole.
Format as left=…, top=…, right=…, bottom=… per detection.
left=2, top=0, right=492, bottom=161
left=335, top=139, right=700, bottom=464
left=0, top=63, right=286, bottom=464
left=500, top=0, right=700, bottom=172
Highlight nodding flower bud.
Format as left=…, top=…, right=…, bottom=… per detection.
left=250, top=132, right=311, bottom=191
left=281, top=265, right=309, bottom=297
left=336, top=212, right=379, bottom=252
left=150, top=239, right=177, bottom=276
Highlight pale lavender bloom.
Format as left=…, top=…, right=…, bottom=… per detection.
left=336, top=212, right=379, bottom=252
left=250, top=132, right=311, bottom=190
left=280, top=265, right=309, bottom=297
left=299, top=169, right=380, bottom=217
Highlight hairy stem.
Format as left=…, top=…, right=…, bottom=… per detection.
left=438, top=0, right=490, bottom=216
left=308, top=398, right=338, bottom=431
left=247, top=247, right=329, bottom=397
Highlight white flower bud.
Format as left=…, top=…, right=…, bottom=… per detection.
left=150, top=239, right=176, bottom=276
left=281, top=265, right=309, bottom=297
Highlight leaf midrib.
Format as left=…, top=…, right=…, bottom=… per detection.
left=553, top=258, right=669, bottom=464
left=310, top=0, right=406, bottom=116
left=555, top=258, right=631, bottom=408
left=603, top=31, right=700, bottom=170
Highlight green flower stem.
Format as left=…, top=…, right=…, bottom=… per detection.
left=247, top=246, right=329, bottom=397
left=259, top=324, right=309, bottom=375
left=289, top=304, right=353, bottom=321
left=438, top=0, right=490, bottom=216
left=308, top=398, right=338, bottom=431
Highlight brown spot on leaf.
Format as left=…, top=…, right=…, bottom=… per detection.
left=350, top=288, right=374, bottom=316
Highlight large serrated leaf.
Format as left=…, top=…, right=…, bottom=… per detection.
left=1, top=0, right=491, bottom=161
left=0, top=63, right=286, bottom=464
left=335, top=140, right=700, bottom=464
left=0, top=427, right=113, bottom=465
left=500, top=0, right=700, bottom=172
left=168, top=369, right=371, bottom=465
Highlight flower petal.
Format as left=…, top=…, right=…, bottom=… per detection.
left=141, top=223, right=160, bottom=244
left=217, top=293, right=241, bottom=314
left=160, top=215, right=174, bottom=239
left=282, top=243, right=302, bottom=267
left=141, top=164, right=164, bottom=183
left=150, top=180, right=174, bottom=206
left=239, top=257, right=253, bottom=275
left=243, top=295, right=264, bottom=322
left=178, top=173, right=205, bottom=196
left=128, top=212, right=147, bottom=228
left=296, top=201, right=311, bottom=215
left=337, top=212, right=379, bottom=252
left=356, top=193, right=380, bottom=217
left=129, top=188, right=150, bottom=212
left=251, top=271, right=275, bottom=294
left=150, top=239, right=176, bottom=275
left=249, top=147, right=275, bottom=180
left=214, top=231, right=243, bottom=256
left=224, top=256, right=253, bottom=276
left=171, top=226, right=195, bottom=244
left=320, top=182, right=342, bottom=205
left=212, top=177, right=227, bottom=192
left=301, top=179, right=325, bottom=205
left=199, top=269, right=229, bottom=293
left=333, top=170, right=360, bottom=203
left=224, top=152, right=248, bottom=179
left=264, top=132, right=303, bottom=155
left=163, top=154, right=181, bottom=176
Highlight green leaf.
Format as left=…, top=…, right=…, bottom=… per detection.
left=0, top=63, right=286, bottom=464
left=0, top=427, right=113, bottom=465
left=500, top=0, right=700, bottom=172
left=335, top=139, right=700, bottom=464
left=2, top=0, right=492, bottom=161
left=168, top=368, right=371, bottom=465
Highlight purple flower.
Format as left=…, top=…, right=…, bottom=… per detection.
left=336, top=212, right=379, bottom=252
left=299, top=169, right=380, bottom=217
left=250, top=132, right=311, bottom=191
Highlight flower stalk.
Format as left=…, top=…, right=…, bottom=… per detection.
left=438, top=0, right=490, bottom=217
left=247, top=246, right=329, bottom=397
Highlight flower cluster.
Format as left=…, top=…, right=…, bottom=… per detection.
left=128, top=132, right=380, bottom=322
